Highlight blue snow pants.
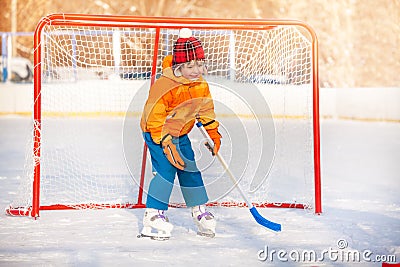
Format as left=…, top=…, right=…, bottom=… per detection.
left=143, top=132, right=209, bottom=210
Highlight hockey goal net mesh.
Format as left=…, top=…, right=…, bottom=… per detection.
left=6, top=15, right=320, bottom=217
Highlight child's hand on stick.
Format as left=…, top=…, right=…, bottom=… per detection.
left=205, top=129, right=221, bottom=156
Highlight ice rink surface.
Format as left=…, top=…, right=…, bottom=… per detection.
left=0, top=117, right=399, bottom=266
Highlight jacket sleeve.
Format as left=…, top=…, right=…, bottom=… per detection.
left=145, top=101, right=168, bottom=144
left=197, top=84, right=220, bottom=133
left=141, top=81, right=170, bottom=144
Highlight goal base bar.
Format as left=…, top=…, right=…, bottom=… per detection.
left=176, top=202, right=310, bottom=210
left=5, top=203, right=147, bottom=217
left=5, top=201, right=310, bottom=217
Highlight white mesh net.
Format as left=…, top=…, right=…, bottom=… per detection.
left=8, top=20, right=318, bottom=215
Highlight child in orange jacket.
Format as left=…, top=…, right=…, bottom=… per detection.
left=139, top=28, right=221, bottom=239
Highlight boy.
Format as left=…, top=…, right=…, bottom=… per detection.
left=140, top=28, right=221, bottom=239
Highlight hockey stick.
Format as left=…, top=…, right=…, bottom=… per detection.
left=196, top=121, right=281, bottom=232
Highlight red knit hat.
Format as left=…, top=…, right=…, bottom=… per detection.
left=173, top=28, right=205, bottom=66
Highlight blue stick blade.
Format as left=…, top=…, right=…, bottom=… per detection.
left=249, top=207, right=281, bottom=232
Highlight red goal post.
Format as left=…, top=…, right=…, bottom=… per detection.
left=6, top=14, right=321, bottom=218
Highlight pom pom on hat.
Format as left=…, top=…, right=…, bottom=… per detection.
left=179, top=28, right=193, bottom=38
left=173, top=28, right=205, bottom=66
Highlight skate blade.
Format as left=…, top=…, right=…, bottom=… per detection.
left=197, top=231, right=215, bottom=238
left=137, top=233, right=170, bottom=241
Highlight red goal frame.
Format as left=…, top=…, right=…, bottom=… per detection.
left=6, top=14, right=321, bottom=217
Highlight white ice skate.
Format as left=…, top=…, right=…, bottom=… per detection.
left=139, top=208, right=173, bottom=241
left=191, top=205, right=216, bottom=238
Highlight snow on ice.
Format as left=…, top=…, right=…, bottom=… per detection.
left=0, top=99, right=399, bottom=266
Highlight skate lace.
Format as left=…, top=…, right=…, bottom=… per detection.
left=192, top=206, right=214, bottom=221
left=196, top=211, right=214, bottom=221
left=150, top=210, right=169, bottom=222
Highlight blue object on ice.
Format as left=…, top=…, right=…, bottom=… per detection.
left=249, top=207, right=282, bottom=232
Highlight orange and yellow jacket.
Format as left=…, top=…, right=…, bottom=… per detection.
left=140, top=55, right=220, bottom=144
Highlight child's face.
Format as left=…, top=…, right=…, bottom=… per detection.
left=180, top=60, right=206, bottom=80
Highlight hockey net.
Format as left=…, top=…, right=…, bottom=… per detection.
left=6, top=14, right=321, bottom=217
